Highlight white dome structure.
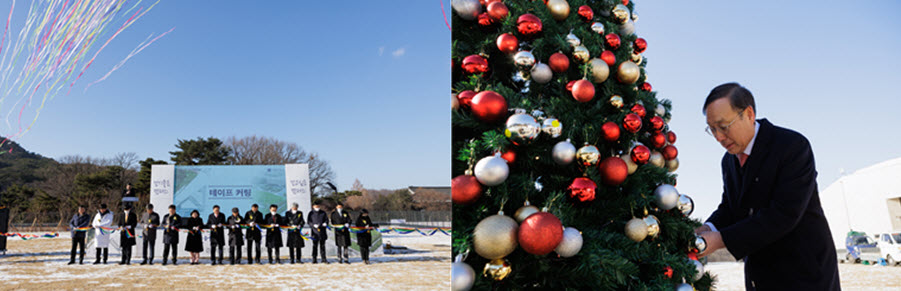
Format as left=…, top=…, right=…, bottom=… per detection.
left=820, top=157, right=901, bottom=249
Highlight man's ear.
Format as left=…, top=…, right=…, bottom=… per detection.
left=746, top=106, right=756, bottom=121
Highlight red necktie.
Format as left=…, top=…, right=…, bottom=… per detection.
left=738, top=153, right=749, bottom=167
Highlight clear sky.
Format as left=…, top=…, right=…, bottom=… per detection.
left=10, top=1, right=452, bottom=192
left=637, top=0, right=901, bottom=220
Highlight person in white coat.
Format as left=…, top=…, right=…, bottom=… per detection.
left=92, top=203, right=114, bottom=264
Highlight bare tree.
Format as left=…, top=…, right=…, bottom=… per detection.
left=225, top=135, right=336, bottom=196
left=111, top=152, right=140, bottom=171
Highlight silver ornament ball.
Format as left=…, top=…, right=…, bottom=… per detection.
left=566, top=32, right=581, bottom=47
left=530, top=62, right=553, bottom=84
left=573, top=45, right=590, bottom=63
left=644, top=215, right=660, bottom=239
left=619, top=18, right=635, bottom=36
left=591, top=22, right=605, bottom=35
left=542, top=118, right=563, bottom=138
left=552, top=139, right=577, bottom=165
left=654, top=184, right=680, bottom=210
left=675, top=283, right=694, bottom=291
left=691, top=259, right=705, bottom=282
left=474, top=154, right=510, bottom=186
left=452, top=260, right=476, bottom=291
left=694, top=234, right=708, bottom=254
left=505, top=112, right=540, bottom=145
left=677, top=194, right=694, bottom=216
left=513, top=50, right=536, bottom=69
left=555, top=227, right=583, bottom=258
left=451, top=0, right=481, bottom=21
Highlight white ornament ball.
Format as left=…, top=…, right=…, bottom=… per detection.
left=619, top=18, right=636, bottom=36
left=655, top=103, right=666, bottom=117
left=474, top=154, right=510, bottom=186
left=530, top=62, right=553, bottom=84
left=452, top=260, right=476, bottom=291
left=451, top=0, right=481, bottom=21
left=552, top=140, right=577, bottom=165
left=654, top=184, right=679, bottom=210
left=555, top=227, right=583, bottom=258
left=675, top=283, right=695, bottom=291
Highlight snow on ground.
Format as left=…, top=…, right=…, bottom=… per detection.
left=1, top=232, right=450, bottom=290
left=705, top=261, right=901, bottom=291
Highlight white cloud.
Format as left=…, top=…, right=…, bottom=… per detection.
left=378, top=46, right=385, bottom=56
left=392, top=48, right=406, bottom=58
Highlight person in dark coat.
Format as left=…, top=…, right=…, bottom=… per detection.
left=117, top=205, right=138, bottom=265
left=161, top=205, right=181, bottom=265
left=264, top=204, right=283, bottom=264
left=226, top=207, right=244, bottom=265
left=355, top=209, right=378, bottom=265
left=307, top=202, right=329, bottom=264
left=140, top=204, right=160, bottom=265
left=68, top=206, right=91, bottom=265
left=244, top=204, right=264, bottom=264
left=284, top=203, right=305, bottom=264
left=122, top=183, right=136, bottom=209
left=207, top=205, right=227, bottom=265
left=696, top=83, right=840, bottom=290
left=185, top=210, right=204, bottom=264
left=330, top=203, right=352, bottom=264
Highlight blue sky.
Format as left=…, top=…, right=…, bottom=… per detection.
left=637, top=0, right=901, bottom=220
left=9, top=1, right=451, bottom=191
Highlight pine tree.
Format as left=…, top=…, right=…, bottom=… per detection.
left=451, top=0, right=714, bottom=290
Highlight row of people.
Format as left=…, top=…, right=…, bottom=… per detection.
left=67, top=202, right=377, bottom=265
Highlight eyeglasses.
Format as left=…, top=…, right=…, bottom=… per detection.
left=704, top=111, right=743, bottom=136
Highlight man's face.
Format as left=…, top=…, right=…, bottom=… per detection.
left=705, top=98, right=756, bottom=155
left=292, top=206, right=298, bottom=211
left=336, top=206, right=343, bottom=212
left=213, top=208, right=220, bottom=214
left=78, top=207, right=85, bottom=214
left=147, top=208, right=153, bottom=214
left=126, top=184, right=131, bottom=190
left=169, top=208, right=176, bottom=215
left=313, top=206, right=320, bottom=211
left=270, top=207, right=277, bottom=213
left=252, top=206, right=258, bottom=212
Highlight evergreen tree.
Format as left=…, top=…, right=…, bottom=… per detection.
left=169, top=137, right=230, bottom=165
left=451, top=1, right=712, bottom=290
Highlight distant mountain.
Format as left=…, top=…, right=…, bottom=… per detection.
left=0, top=138, right=56, bottom=192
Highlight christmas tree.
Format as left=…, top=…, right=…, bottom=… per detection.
left=450, top=0, right=714, bottom=290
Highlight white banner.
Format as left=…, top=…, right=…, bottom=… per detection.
left=285, top=164, right=312, bottom=214
left=149, top=164, right=175, bottom=211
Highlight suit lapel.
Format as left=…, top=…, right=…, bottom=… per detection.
left=737, top=118, right=774, bottom=205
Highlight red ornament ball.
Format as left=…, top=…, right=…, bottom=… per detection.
left=568, top=177, right=597, bottom=202
left=462, top=55, right=489, bottom=74
left=496, top=33, right=519, bottom=54
left=599, top=157, right=628, bottom=186
left=452, top=175, right=482, bottom=205
left=630, top=104, right=646, bottom=118
left=667, top=131, right=677, bottom=144
left=470, top=91, right=508, bottom=123
left=501, top=149, right=516, bottom=164
left=601, top=50, right=616, bottom=66
left=664, top=266, right=674, bottom=279
left=640, top=82, right=652, bottom=91
left=663, top=145, right=678, bottom=160
left=486, top=1, right=509, bottom=20
left=605, top=33, right=621, bottom=50
left=518, top=212, right=564, bottom=255
left=577, top=5, right=593, bottom=22
left=566, top=80, right=576, bottom=92
left=549, top=52, right=570, bottom=73
left=650, top=132, right=667, bottom=148
left=477, top=12, right=494, bottom=26
left=650, top=116, right=665, bottom=132
left=631, top=144, right=650, bottom=165
left=517, top=14, right=543, bottom=37
left=634, top=38, right=647, bottom=53
left=456, top=90, right=477, bottom=108
left=622, top=0, right=630, bottom=5
left=571, top=79, right=595, bottom=103
left=601, top=121, right=621, bottom=142
left=623, top=113, right=642, bottom=133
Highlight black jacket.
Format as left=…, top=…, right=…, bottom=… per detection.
left=184, top=216, right=204, bottom=252
left=207, top=212, right=227, bottom=246
left=226, top=214, right=244, bottom=246
left=706, top=119, right=840, bottom=290
left=284, top=210, right=305, bottom=247
left=69, top=213, right=91, bottom=239
left=355, top=214, right=378, bottom=247
left=141, top=211, right=160, bottom=240
left=330, top=210, right=352, bottom=247
left=244, top=210, right=264, bottom=241
left=307, top=209, right=328, bottom=241
left=162, top=213, right=182, bottom=244
left=118, top=211, right=138, bottom=247
left=264, top=212, right=283, bottom=248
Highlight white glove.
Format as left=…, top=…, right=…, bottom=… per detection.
left=313, top=224, right=319, bottom=228
left=345, top=223, right=349, bottom=228
left=127, top=225, right=132, bottom=229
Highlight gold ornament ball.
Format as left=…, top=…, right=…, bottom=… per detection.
left=666, top=157, right=679, bottom=172
left=483, top=258, right=513, bottom=281
left=452, top=93, right=460, bottom=110
left=576, top=144, right=601, bottom=166
left=644, top=215, right=660, bottom=239
left=588, top=58, right=610, bottom=83
left=612, top=4, right=630, bottom=24
left=547, top=0, right=570, bottom=21
left=617, top=61, right=641, bottom=84
left=625, top=217, right=648, bottom=242
left=609, top=95, right=624, bottom=109
left=620, top=153, right=638, bottom=174
left=473, top=214, right=519, bottom=259
left=631, top=51, right=643, bottom=65
left=649, top=150, right=665, bottom=168
left=573, top=45, right=590, bottom=63
left=514, top=204, right=540, bottom=222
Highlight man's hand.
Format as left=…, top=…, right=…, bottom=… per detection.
left=694, top=224, right=711, bottom=235
left=698, top=231, right=725, bottom=258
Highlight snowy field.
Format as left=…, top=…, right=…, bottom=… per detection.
left=706, top=261, right=901, bottom=290
left=0, top=232, right=450, bottom=290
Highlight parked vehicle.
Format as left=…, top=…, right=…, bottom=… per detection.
left=874, top=232, right=901, bottom=266
left=843, top=231, right=879, bottom=264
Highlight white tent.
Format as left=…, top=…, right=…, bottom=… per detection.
left=820, top=157, right=901, bottom=249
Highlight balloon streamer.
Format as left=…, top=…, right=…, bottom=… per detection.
left=0, top=0, right=171, bottom=152
left=4, top=226, right=452, bottom=241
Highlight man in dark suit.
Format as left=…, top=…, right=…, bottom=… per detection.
left=264, top=204, right=283, bottom=264
left=67, top=206, right=91, bottom=265
left=330, top=202, right=352, bottom=264
left=307, top=202, right=329, bottom=264
left=118, top=205, right=138, bottom=265
left=161, top=204, right=181, bottom=265
left=227, top=207, right=244, bottom=265
left=244, top=204, right=264, bottom=264
left=284, top=203, right=305, bottom=264
left=207, top=205, right=227, bottom=265
left=140, top=204, right=160, bottom=265
left=696, top=83, right=840, bottom=290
